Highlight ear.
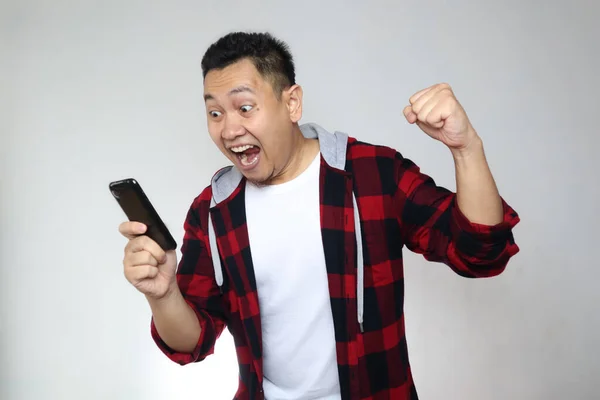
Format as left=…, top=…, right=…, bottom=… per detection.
left=284, top=84, right=303, bottom=123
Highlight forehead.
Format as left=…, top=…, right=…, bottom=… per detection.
left=203, top=59, right=269, bottom=99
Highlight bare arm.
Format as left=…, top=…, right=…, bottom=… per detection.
left=451, top=133, right=503, bottom=225
left=147, top=282, right=201, bottom=354
left=147, top=195, right=227, bottom=365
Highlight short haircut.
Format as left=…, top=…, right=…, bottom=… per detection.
left=201, top=31, right=296, bottom=99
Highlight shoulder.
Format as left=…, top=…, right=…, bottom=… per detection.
left=189, top=164, right=234, bottom=210
left=346, top=135, right=405, bottom=174
left=182, top=183, right=214, bottom=232
left=195, top=185, right=214, bottom=208
left=345, top=136, right=405, bottom=196
left=346, top=136, right=401, bottom=162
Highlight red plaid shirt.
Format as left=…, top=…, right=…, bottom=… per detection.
left=151, top=134, right=520, bottom=400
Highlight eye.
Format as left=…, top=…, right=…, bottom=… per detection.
left=209, top=110, right=222, bottom=118
left=240, top=105, right=253, bottom=113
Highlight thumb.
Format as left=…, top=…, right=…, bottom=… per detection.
left=403, top=105, right=417, bottom=124
left=119, top=221, right=147, bottom=240
left=416, top=121, right=442, bottom=139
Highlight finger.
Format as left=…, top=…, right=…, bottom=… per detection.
left=409, top=82, right=452, bottom=104
left=125, top=264, right=159, bottom=282
left=411, top=84, right=448, bottom=114
left=424, top=96, right=455, bottom=128
left=409, top=86, right=433, bottom=104
left=126, top=250, right=159, bottom=268
left=403, top=105, right=417, bottom=124
left=415, top=121, right=433, bottom=134
left=119, top=221, right=147, bottom=239
left=125, top=236, right=167, bottom=263
left=417, top=95, right=444, bottom=128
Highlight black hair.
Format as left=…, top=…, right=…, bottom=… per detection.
left=201, top=31, right=296, bottom=98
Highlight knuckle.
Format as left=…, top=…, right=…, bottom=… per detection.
left=146, top=252, right=156, bottom=265
left=135, top=235, right=149, bottom=249
left=124, top=239, right=137, bottom=254
left=123, top=248, right=131, bottom=262
left=123, top=255, right=134, bottom=270
left=123, top=266, right=134, bottom=281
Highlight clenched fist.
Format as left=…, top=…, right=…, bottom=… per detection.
left=403, top=83, right=479, bottom=152
left=119, top=221, right=178, bottom=299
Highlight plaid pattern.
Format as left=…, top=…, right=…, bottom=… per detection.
left=151, top=137, right=520, bottom=400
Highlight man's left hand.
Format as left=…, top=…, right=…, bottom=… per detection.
left=403, top=83, right=480, bottom=153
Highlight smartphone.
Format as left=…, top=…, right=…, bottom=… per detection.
left=109, top=178, right=177, bottom=251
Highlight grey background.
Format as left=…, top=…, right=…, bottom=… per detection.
left=1, top=0, right=599, bottom=399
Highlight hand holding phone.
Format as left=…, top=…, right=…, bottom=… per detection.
left=110, top=178, right=178, bottom=298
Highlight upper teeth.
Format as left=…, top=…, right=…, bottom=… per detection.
left=231, top=145, right=254, bottom=153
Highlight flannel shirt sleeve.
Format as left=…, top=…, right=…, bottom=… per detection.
left=150, top=198, right=227, bottom=365
left=393, top=151, right=520, bottom=277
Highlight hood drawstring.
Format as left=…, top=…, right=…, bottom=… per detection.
left=353, top=192, right=365, bottom=333
left=208, top=198, right=224, bottom=292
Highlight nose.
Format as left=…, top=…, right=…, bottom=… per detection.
left=221, top=115, right=246, bottom=141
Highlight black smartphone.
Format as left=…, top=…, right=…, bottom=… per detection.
left=109, top=178, right=177, bottom=251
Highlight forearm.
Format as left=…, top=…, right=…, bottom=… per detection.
left=147, top=283, right=201, bottom=353
left=451, top=131, right=503, bottom=225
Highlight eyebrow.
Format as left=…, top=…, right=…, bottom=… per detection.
left=204, top=85, right=256, bottom=101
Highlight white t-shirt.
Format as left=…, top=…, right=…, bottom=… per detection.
left=245, top=152, right=341, bottom=400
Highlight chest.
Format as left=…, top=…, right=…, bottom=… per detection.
left=244, top=172, right=327, bottom=297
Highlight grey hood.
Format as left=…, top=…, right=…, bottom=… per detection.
left=206, top=122, right=365, bottom=332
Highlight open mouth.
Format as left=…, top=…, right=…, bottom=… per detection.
left=230, top=144, right=261, bottom=167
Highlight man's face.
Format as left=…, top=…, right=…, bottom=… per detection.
left=203, top=58, right=302, bottom=184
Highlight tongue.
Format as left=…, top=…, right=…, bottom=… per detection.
left=240, top=147, right=260, bottom=166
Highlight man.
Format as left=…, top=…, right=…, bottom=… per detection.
left=118, top=32, right=520, bottom=400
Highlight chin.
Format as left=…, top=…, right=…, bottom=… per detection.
left=244, top=175, right=269, bottom=186
left=242, top=168, right=273, bottom=186
left=240, top=168, right=262, bottom=181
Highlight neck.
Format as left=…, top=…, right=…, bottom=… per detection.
left=269, top=125, right=319, bottom=185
